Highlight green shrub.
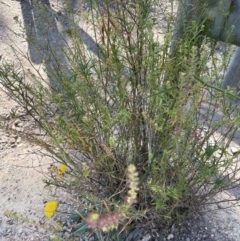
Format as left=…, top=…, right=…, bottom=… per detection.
left=1, top=0, right=240, bottom=239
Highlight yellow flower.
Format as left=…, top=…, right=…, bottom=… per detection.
left=44, top=201, right=59, bottom=218
left=58, top=164, right=67, bottom=176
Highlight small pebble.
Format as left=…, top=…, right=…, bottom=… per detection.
left=17, top=226, right=23, bottom=235
left=167, top=233, right=174, bottom=240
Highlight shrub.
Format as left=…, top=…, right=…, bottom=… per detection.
left=1, top=0, right=240, bottom=239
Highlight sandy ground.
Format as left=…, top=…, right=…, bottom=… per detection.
left=1, top=1, right=240, bottom=241
left=0, top=0, right=62, bottom=240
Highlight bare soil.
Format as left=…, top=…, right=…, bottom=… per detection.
left=1, top=1, right=240, bottom=241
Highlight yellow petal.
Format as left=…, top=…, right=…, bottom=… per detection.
left=44, top=201, right=58, bottom=218
left=58, top=164, right=67, bottom=176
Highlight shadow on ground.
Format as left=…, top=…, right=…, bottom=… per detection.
left=20, top=0, right=101, bottom=89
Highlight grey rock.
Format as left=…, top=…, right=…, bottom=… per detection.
left=141, top=234, right=151, bottom=241
left=0, top=228, right=7, bottom=236
left=16, top=137, right=21, bottom=143
left=0, top=136, right=8, bottom=143
left=6, top=219, right=13, bottom=225
left=231, top=146, right=240, bottom=154
left=167, top=233, right=174, bottom=240
left=8, top=137, right=16, bottom=144
left=211, top=228, right=216, bottom=233
left=17, top=226, right=23, bottom=236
